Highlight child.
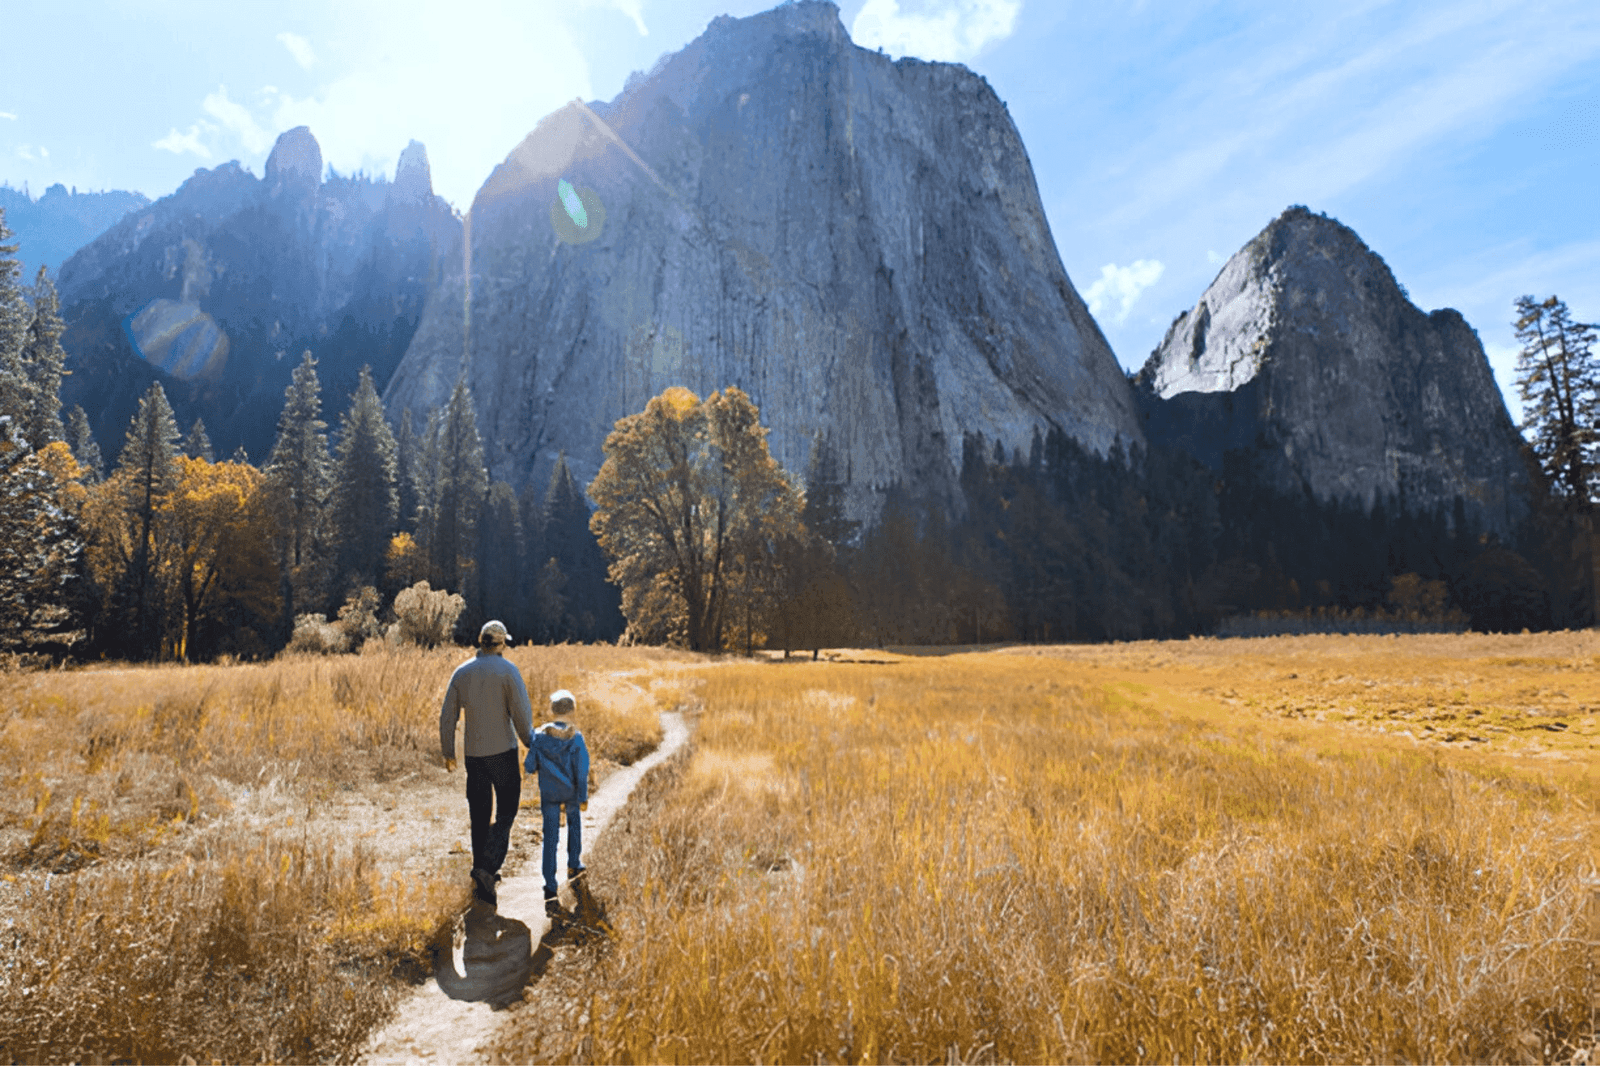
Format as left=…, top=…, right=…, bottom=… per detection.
left=525, top=688, right=590, bottom=912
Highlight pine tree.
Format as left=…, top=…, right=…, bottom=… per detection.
left=266, top=350, right=334, bottom=625
left=66, top=405, right=103, bottom=484
left=18, top=268, right=66, bottom=449
left=1515, top=294, right=1599, bottom=506
left=183, top=417, right=214, bottom=462
left=543, top=453, right=620, bottom=640
left=393, top=407, right=420, bottom=534
left=115, top=381, right=181, bottom=656
left=802, top=434, right=859, bottom=551
left=0, top=209, right=29, bottom=429
left=0, top=417, right=83, bottom=653
left=329, top=365, right=399, bottom=591
left=417, top=377, right=487, bottom=596
left=231, top=444, right=251, bottom=465
left=477, top=480, right=524, bottom=634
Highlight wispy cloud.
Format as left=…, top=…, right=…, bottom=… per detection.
left=203, top=85, right=273, bottom=154
left=152, top=125, right=211, bottom=158
left=581, top=0, right=647, bottom=36
left=851, top=0, right=1020, bottom=62
left=277, top=32, right=317, bottom=70
left=0, top=112, right=16, bottom=121
left=1085, top=259, right=1165, bottom=324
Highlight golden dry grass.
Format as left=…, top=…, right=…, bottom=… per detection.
left=0, top=641, right=680, bottom=1064
left=492, top=634, right=1598, bottom=1065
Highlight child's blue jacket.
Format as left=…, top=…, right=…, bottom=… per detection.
left=525, top=721, right=589, bottom=803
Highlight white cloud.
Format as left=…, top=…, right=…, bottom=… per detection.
left=39, top=147, right=48, bottom=158
left=203, top=85, right=274, bottom=155
left=582, top=0, right=647, bottom=36
left=851, top=0, right=1020, bottom=62
left=1084, top=259, right=1165, bottom=324
left=16, top=145, right=35, bottom=161
left=1206, top=249, right=1223, bottom=265
left=152, top=125, right=212, bottom=158
left=277, top=32, right=317, bottom=70
left=0, top=112, right=16, bottom=121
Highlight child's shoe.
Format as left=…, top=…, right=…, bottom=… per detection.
left=567, top=865, right=586, bottom=881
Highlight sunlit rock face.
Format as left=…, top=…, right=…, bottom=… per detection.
left=57, top=129, right=460, bottom=461
left=384, top=0, right=1140, bottom=518
left=1136, top=206, right=1529, bottom=533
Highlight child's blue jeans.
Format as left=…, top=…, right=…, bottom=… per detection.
left=541, top=799, right=583, bottom=896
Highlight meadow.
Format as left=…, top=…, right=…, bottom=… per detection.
left=491, top=632, right=1598, bottom=1065
left=0, top=642, right=678, bottom=1064
left=1, top=632, right=1594, bottom=1064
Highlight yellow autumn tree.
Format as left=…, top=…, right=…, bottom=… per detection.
left=158, top=457, right=279, bottom=661
left=590, top=386, right=801, bottom=651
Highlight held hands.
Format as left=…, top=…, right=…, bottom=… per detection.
left=581, top=802, right=588, bottom=811
left=444, top=756, right=456, bottom=772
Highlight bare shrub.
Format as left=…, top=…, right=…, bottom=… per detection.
left=391, top=581, right=465, bottom=648
left=336, top=585, right=385, bottom=647
left=287, top=612, right=349, bottom=654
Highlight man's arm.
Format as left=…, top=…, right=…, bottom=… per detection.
left=506, top=665, right=536, bottom=750
left=439, top=673, right=461, bottom=768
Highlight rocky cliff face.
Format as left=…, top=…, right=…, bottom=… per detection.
left=57, top=129, right=459, bottom=461
left=1136, top=206, right=1528, bottom=533
left=384, top=0, right=1139, bottom=519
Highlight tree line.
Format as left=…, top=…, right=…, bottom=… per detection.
left=3, top=190, right=1595, bottom=660
left=0, top=204, right=619, bottom=661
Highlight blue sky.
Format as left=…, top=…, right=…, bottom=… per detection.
left=3, top=0, right=1596, bottom=425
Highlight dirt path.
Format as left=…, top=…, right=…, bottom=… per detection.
left=360, top=710, right=689, bottom=1064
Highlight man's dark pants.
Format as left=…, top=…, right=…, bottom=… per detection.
left=464, top=747, right=521, bottom=876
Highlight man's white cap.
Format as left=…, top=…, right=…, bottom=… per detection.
left=479, top=619, right=511, bottom=645
left=550, top=688, right=575, bottom=708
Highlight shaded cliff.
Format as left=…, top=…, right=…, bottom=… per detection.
left=1136, top=206, right=1529, bottom=534
left=384, top=0, right=1140, bottom=519
left=56, top=129, right=459, bottom=461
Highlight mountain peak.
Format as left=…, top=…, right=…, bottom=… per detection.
left=392, top=140, right=433, bottom=202
left=265, top=126, right=322, bottom=194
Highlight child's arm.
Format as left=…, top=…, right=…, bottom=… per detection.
left=577, top=734, right=590, bottom=806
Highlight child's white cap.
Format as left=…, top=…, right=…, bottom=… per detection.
left=550, top=689, right=575, bottom=709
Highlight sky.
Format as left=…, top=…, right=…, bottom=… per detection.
left=3, top=0, right=1597, bottom=425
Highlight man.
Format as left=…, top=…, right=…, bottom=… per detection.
left=439, top=619, right=535, bottom=907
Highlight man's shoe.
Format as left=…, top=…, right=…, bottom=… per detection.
left=471, top=867, right=497, bottom=906
left=567, top=865, right=586, bottom=881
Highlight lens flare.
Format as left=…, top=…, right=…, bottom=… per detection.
left=558, top=178, right=588, bottom=229
left=550, top=180, right=606, bottom=246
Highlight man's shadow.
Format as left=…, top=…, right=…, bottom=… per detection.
left=429, top=879, right=613, bottom=1009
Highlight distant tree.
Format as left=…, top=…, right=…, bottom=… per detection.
left=533, top=556, right=569, bottom=641
left=329, top=365, right=400, bottom=590
left=266, top=351, right=334, bottom=626
left=801, top=434, right=859, bottom=551
left=182, top=417, right=214, bottom=462
left=414, top=378, right=487, bottom=599
left=113, top=381, right=182, bottom=656
left=590, top=386, right=801, bottom=651
left=477, top=480, right=524, bottom=634
left=230, top=444, right=251, bottom=466
left=1515, top=294, right=1599, bottom=506
left=543, top=453, right=620, bottom=640
left=393, top=406, right=421, bottom=534
left=66, top=405, right=104, bottom=484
